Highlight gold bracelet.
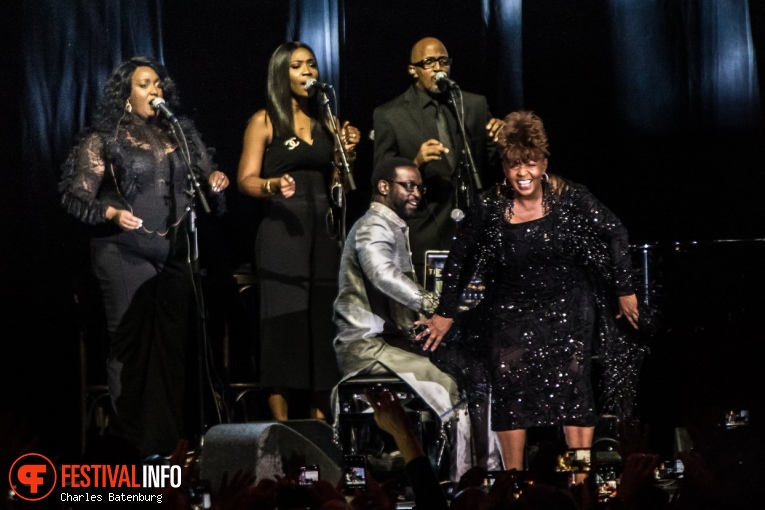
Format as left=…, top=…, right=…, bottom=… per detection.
left=262, top=179, right=273, bottom=195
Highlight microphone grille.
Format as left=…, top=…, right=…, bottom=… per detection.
left=450, top=208, right=465, bottom=222
left=435, top=71, right=448, bottom=82
left=304, top=79, right=317, bottom=90
left=150, top=97, right=166, bottom=107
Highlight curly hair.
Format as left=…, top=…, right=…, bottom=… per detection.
left=497, top=110, right=550, bottom=164
left=92, top=56, right=177, bottom=133
left=265, top=41, right=323, bottom=139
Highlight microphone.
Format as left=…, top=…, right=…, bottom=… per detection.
left=435, top=72, right=459, bottom=91
left=304, top=79, right=333, bottom=92
left=150, top=97, right=179, bottom=123
left=450, top=208, right=465, bottom=223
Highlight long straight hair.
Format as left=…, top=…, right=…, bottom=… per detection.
left=265, top=41, right=323, bottom=139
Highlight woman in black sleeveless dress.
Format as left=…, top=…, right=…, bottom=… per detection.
left=237, top=42, right=360, bottom=420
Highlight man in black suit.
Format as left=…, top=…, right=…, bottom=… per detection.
left=373, top=37, right=504, bottom=284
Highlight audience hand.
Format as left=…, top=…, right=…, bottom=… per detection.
left=616, top=452, right=660, bottom=503
left=212, top=468, right=257, bottom=510
left=365, top=387, right=423, bottom=464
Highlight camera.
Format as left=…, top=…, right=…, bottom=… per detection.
left=299, top=465, right=320, bottom=486
left=343, top=455, right=367, bottom=492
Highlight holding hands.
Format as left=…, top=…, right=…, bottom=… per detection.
left=414, top=314, right=453, bottom=352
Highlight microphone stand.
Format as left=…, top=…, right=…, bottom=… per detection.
left=445, top=86, right=481, bottom=212
left=317, top=89, right=356, bottom=192
left=317, top=88, right=355, bottom=245
left=167, top=118, right=213, bottom=448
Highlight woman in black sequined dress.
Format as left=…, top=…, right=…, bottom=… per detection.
left=59, top=57, right=229, bottom=456
left=421, top=111, right=640, bottom=471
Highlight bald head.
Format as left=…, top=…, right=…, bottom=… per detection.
left=408, top=37, right=450, bottom=93
left=410, top=37, right=447, bottom=63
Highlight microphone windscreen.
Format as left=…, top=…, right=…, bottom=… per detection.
left=450, top=208, right=465, bottom=222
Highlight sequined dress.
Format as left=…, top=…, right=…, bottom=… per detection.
left=434, top=178, right=639, bottom=431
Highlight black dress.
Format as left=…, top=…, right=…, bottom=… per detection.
left=434, top=178, right=642, bottom=431
left=60, top=114, right=217, bottom=456
left=255, top=123, right=341, bottom=392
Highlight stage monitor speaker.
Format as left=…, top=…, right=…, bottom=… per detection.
left=200, top=422, right=342, bottom=493
left=280, top=419, right=342, bottom=466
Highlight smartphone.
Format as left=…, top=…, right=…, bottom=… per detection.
left=594, top=463, right=619, bottom=504
left=343, top=455, right=367, bottom=491
left=483, top=470, right=501, bottom=488
left=724, top=409, right=749, bottom=429
left=299, top=465, right=320, bottom=486
left=189, top=479, right=212, bottom=509
left=657, top=458, right=684, bottom=479
left=557, top=448, right=592, bottom=473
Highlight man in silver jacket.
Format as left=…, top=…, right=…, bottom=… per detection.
left=332, top=157, right=472, bottom=481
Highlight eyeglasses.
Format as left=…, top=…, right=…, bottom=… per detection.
left=385, top=180, right=427, bottom=195
left=410, top=57, right=452, bottom=70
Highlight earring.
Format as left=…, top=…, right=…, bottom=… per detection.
left=125, top=100, right=132, bottom=113
left=502, top=177, right=510, bottom=187
left=542, top=173, right=549, bottom=182
left=409, top=69, right=417, bottom=76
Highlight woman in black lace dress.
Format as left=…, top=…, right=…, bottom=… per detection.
left=237, top=42, right=360, bottom=421
left=59, top=56, right=229, bottom=456
left=421, top=111, right=640, bottom=471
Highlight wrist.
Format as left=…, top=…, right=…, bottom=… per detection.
left=261, top=178, right=278, bottom=195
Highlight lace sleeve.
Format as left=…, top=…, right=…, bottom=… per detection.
left=59, top=132, right=111, bottom=225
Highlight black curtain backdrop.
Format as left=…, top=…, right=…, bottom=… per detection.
left=2, top=0, right=764, bottom=462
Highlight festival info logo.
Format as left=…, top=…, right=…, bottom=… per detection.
left=9, top=453, right=179, bottom=504
left=9, top=453, right=57, bottom=502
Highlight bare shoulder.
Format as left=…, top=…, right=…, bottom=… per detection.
left=244, top=109, right=272, bottom=141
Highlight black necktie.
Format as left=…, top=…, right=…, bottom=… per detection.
left=434, top=102, right=456, bottom=169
